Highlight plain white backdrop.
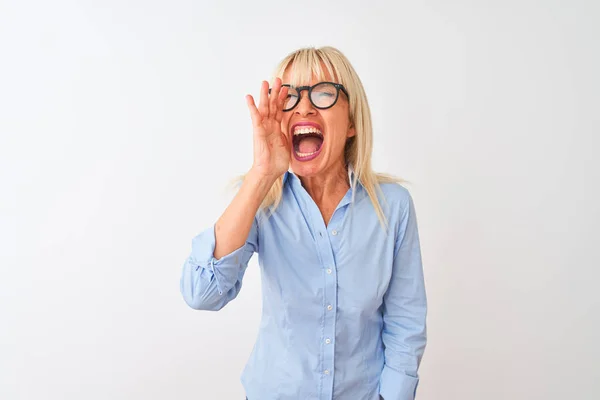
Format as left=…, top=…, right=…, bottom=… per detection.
left=1, top=0, right=598, bottom=399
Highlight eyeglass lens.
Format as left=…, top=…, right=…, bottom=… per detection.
left=284, top=82, right=339, bottom=111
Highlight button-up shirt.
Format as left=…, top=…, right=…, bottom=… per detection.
left=180, top=168, right=427, bottom=400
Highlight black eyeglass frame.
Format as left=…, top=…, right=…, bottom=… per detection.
left=269, top=81, right=349, bottom=112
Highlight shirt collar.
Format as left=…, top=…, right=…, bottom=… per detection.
left=282, top=164, right=363, bottom=198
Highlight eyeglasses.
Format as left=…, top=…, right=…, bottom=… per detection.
left=269, top=81, right=349, bottom=112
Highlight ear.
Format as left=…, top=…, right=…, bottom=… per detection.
left=347, top=123, right=356, bottom=138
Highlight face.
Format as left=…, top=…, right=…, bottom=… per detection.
left=280, top=68, right=355, bottom=178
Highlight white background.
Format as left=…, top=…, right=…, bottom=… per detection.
left=1, top=0, right=598, bottom=399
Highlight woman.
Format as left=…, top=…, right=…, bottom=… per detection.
left=180, top=46, right=427, bottom=400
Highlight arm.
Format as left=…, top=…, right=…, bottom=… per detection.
left=179, top=169, right=275, bottom=311
left=379, top=192, right=428, bottom=400
left=214, top=168, right=275, bottom=259
left=180, top=78, right=289, bottom=311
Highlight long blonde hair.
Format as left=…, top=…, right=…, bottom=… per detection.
left=242, top=46, right=404, bottom=228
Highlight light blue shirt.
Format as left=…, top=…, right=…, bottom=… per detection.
left=180, top=168, right=427, bottom=400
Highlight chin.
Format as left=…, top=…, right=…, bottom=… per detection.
left=290, top=158, right=325, bottom=177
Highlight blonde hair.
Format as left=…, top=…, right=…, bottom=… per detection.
left=241, top=46, right=405, bottom=228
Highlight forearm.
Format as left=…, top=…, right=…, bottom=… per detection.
left=214, top=168, right=275, bottom=259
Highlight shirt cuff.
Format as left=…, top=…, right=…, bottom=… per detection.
left=379, top=365, right=419, bottom=400
left=189, top=224, right=247, bottom=295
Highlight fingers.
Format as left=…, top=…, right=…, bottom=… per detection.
left=269, top=77, right=282, bottom=119
left=252, top=78, right=286, bottom=127
left=246, top=95, right=262, bottom=129
left=258, top=81, right=269, bottom=117
left=275, top=85, right=288, bottom=122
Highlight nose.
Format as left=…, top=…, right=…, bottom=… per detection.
left=294, top=91, right=317, bottom=117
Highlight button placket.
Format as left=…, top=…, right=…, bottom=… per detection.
left=317, top=225, right=337, bottom=395
left=296, top=184, right=341, bottom=399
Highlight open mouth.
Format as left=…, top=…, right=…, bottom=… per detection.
left=292, top=125, right=324, bottom=162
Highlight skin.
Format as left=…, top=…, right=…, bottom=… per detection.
left=280, top=68, right=356, bottom=225
left=213, top=68, right=355, bottom=258
left=218, top=70, right=389, bottom=400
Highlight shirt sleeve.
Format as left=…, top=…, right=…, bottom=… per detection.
left=379, top=192, right=428, bottom=400
left=179, top=217, right=258, bottom=311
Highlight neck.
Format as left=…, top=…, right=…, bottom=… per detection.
left=299, top=160, right=350, bottom=207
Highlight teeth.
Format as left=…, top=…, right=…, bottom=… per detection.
left=296, top=150, right=319, bottom=157
left=293, top=126, right=322, bottom=135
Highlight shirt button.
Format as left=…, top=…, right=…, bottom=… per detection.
left=331, top=230, right=338, bottom=236
left=327, top=304, right=333, bottom=311
left=324, top=369, right=330, bottom=375
left=325, top=338, right=331, bottom=344
left=326, top=268, right=332, bottom=274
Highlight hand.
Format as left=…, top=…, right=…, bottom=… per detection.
left=245, top=78, right=290, bottom=180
